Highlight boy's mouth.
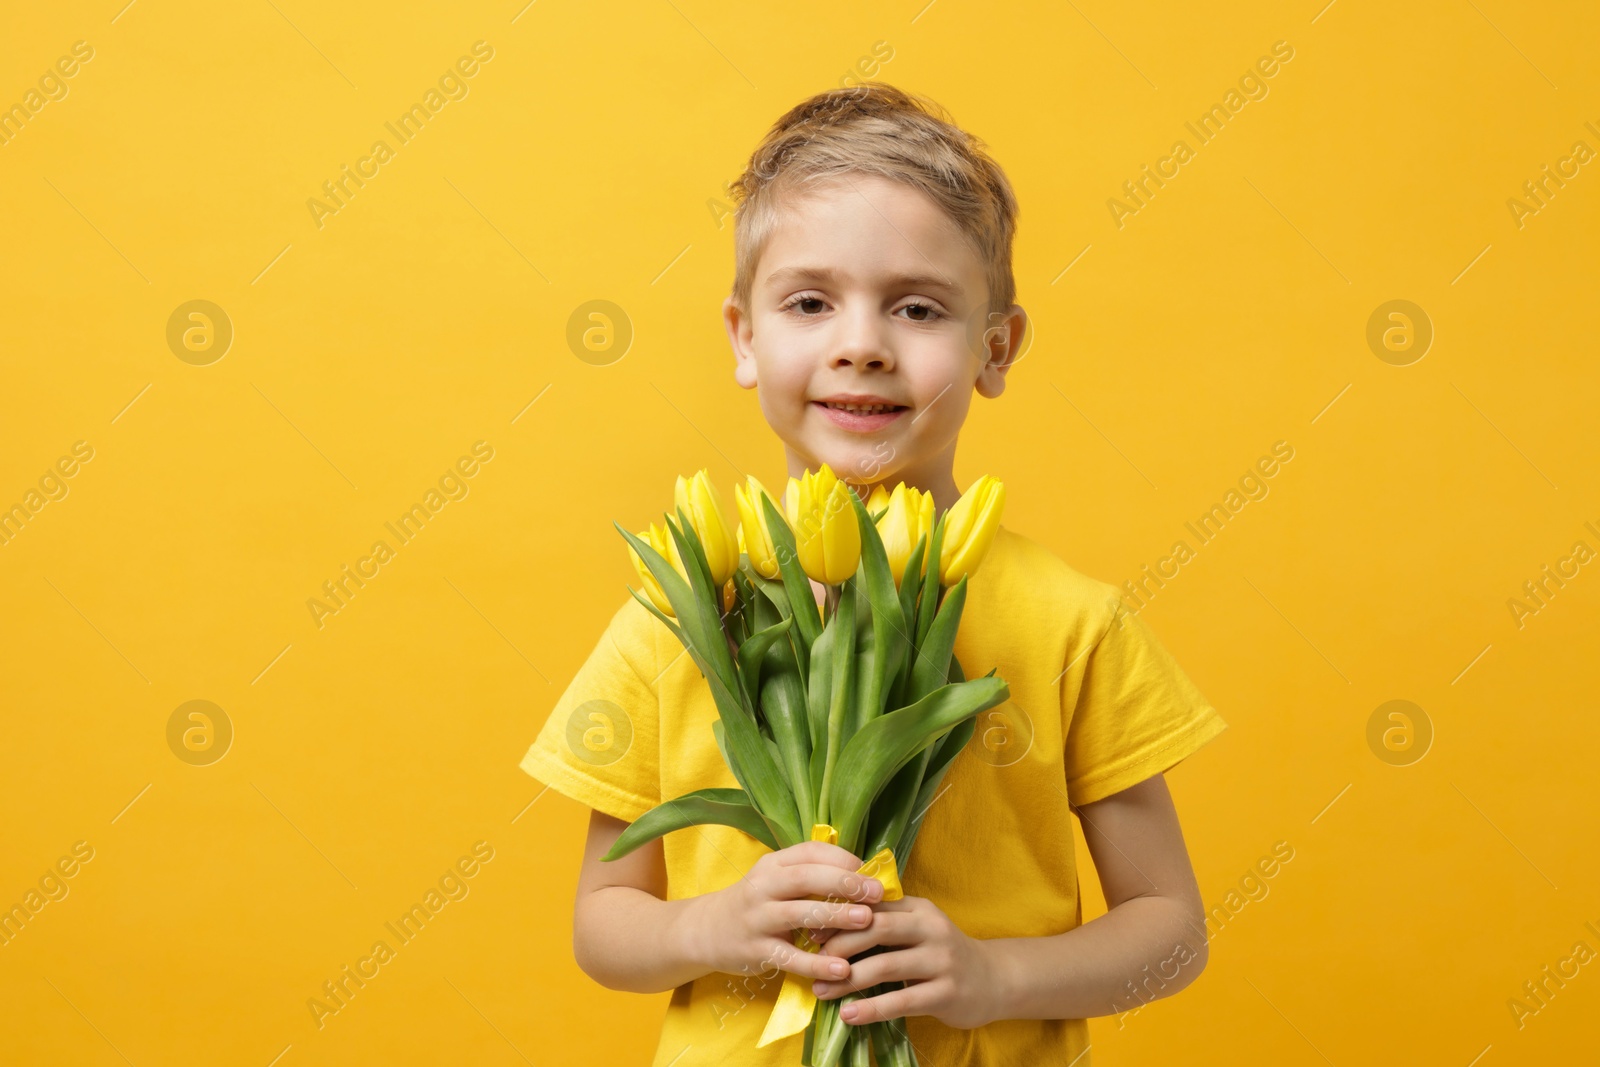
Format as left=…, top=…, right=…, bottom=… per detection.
left=812, top=400, right=909, bottom=432
left=814, top=400, right=908, bottom=414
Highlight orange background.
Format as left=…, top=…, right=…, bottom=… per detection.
left=1, top=1, right=1596, bottom=1064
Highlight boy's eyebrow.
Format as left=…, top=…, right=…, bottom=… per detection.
left=763, top=265, right=962, bottom=297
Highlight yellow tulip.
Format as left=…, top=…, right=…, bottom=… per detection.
left=865, top=482, right=892, bottom=516
left=939, top=475, right=1005, bottom=585
left=629, top=520, right=684, bottom=617
left=734, top=475, right=783, bottom=580
left=875, top=483, right=935, bottom=588
left=784, top=464, right=861, bottom=585
left=674, top=469, right=741, bottom=587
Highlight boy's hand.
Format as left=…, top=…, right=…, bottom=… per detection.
left=686, top=840, right=886, bottom=984
left=808, top=894, right=998, bottom=1030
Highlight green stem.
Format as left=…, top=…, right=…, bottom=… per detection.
left=869, top=1020, right=916, bottom=1067
left=864, top=986, right=918, bottom=1066
left=810, top=996, right=855, bottom=1067
left=847, top=1024, right=871, bottom=1066
left=815, top=582, right=854, bottom=827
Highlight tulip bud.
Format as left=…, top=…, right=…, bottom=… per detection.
left=674, top=469, right=741, bottom=587
left=865, top=482, right=892, bottom=516
left=876, top=483, right=935, bottom=588
left=784, top=464, right=861, bottom=585
left=629, top=520, right=684, bottom=617
left=939, top=476, right=1005, bottom=585
left=734, top=475, right=783, bottom=579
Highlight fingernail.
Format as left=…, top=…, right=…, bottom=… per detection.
left=849, top=905, right=870, bottom=923
left=841, top=1003, right=858, bottom=1021
left=829, top=961, right=847, bottom=977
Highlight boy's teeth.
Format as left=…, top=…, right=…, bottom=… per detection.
left=825, top=402, right=898, bottom=413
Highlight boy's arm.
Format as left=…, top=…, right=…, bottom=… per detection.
left=572, top=809, right=713, bottom=993
left=813, top=772, right=1210, bottom=1027
left=984, top=772, right=1209, bottom=1020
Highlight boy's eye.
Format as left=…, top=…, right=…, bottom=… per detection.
left=778, top=296, right=944, bottom=322
left=781, top=296, right=826, bottom=315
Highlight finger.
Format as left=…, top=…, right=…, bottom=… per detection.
left=774, top=840, right=864, bottom=870
left=813, top=945, right=928, bottom=999
left=764, top=938, right=853, bottom=982
left=820, top=909, right=921, bottom=960
left=867, top=896, right=917, bottom=911
left=780, top=897, right=874, bottom=934
left=839, top=984, right=921, bottom=1026
left=775, top=863, right=885, bottom=909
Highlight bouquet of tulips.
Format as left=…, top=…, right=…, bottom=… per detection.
left=604, top=463, right=1009, bottom=1067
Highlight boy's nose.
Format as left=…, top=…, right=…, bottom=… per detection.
left=831, top=348, right=892, bottom=371
left=829, top=337, right=894, bottom=372
left=828, top=307, right=895, bottom=370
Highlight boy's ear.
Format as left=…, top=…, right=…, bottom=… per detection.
left=724, top=295, right=758, bottom=389
left=974, top=303, right=1027, bottom=399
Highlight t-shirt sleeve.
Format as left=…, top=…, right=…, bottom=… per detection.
left=518, top=595, right=663, bottom=824
left=1062, top=603, right=1228, bottom=807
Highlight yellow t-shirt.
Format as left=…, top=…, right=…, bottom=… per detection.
left=520, top=523, right=1228, bottom=1065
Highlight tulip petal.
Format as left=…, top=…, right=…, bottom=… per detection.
left=940, top=477, right=1005, bottom=584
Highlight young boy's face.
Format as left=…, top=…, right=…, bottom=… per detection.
left=723, top=174, right=1024, bottom=510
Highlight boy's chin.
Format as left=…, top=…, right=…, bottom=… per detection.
left=791, top=442, right=898, bottom=483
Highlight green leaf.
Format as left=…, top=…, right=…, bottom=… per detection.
left=747, top=570, right=781, bottom=629
left=712, top=708, right=801, bottom=849
left=806, top=617, right=836, bottom=800
left=667, top=504, right=717, bottom=598
left=864, top=652, right=972, bottom=865
left=861, top=741, right=925, bottom=862
left=601, top=787, right=779, bottom=861
left=625, top=585, right=688, bottom=649
left=620, top=567, right=755, bottom=753
left=763, top=733, right=789, bottom=785
left=759, top=492, right=822, bottom=648
left=895, top=653, right=975, bottom=868
left=710, top=717, right=734, bottom=775
left=907, top=575, right=969, bottom=706
left=828, top=675, right=1009, bottom=853
left=742, top=557, right=809, bottom=683
left=615, top=522, right=703, bottom=634
left=732, top=567, right=759, bottom=644
left=844, top=489, right=909, bottom=732
left=662, top=508, right=740, bottom=684
left=617, top=522, right=800, bottom=848
left=760, top=648, right=815, bottom=827
left=735, top=616, right=794, bottom=714
left=885, top=533, right=928, bottom=711
left=916, top=514, right=947, bottom=650
left=846, top=643, right=875, bottom=741
left=896, top=534, right=928, bottom=640
left=615, top=521, right=734, bottom=700
left=896, top=715, right=976, bottom=871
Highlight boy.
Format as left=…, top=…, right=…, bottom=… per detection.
left=520, top=83, right=1228, bottom=1064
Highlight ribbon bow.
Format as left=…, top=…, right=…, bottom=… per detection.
left=756, top=823, right=904, bottom=1048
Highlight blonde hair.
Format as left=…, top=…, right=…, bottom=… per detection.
left=727, top=83, right=1019, bottom=317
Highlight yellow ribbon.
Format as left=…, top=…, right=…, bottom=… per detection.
left=755, top=823, right=903, bottom=1048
